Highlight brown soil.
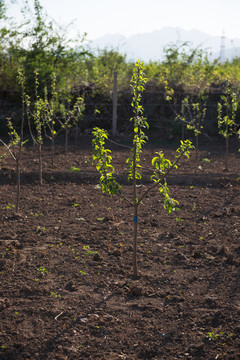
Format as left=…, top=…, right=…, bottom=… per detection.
left=0, top=136, right=240, bottom=360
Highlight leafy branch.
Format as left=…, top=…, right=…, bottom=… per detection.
left=92, top=127, right=121, bottom=196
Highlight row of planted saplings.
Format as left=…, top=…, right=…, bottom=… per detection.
left=165, top=80, right=240, bottom=168
left=0, top=68, right=85, bottom=212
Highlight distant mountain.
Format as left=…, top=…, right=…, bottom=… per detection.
left=89, top=27, right=240, bottom=62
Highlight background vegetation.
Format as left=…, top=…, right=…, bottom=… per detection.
left=0, top=0, right=240, bottom=139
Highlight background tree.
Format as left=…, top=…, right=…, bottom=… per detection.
left=0, top=67, right=26, bottom=213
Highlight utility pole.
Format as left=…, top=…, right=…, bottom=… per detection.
left=112, top=71, right=118, bottom=136
left=220, top=30, right=226, bottom=62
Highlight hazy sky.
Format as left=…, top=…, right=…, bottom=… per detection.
left=7, top=0, right=240, bottom=40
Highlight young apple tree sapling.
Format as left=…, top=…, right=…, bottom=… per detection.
left=217, top=83, right=238, bottom=171
left=92, top=60, right=193, bottom=277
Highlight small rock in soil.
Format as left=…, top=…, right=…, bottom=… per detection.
left=217, top=245, right=230, bottom=256
left=65, top=281, right=77, bottom=292
left=205, top=296, right=219, bottom=307
left=187, top=343, right=205, bottom=356
left=174, top=252, right=187, bottom=262
left=111, top=249, right=121, bottom=257
left=129, top=284, right=143, bottom=297
left=192, top=250, right=202, bottom=258
left=93, top=253, right=101, bottom=261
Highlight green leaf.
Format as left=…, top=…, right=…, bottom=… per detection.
left=152, top=156, right=158, bottom=165
left=70, top=166, right=80, bottom=172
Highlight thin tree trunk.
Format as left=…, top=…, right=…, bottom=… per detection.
left=196, top=135, right=199, bottom=160
left=51, top=138, right=55, bottom=167
left=65, top=128, right=69, bottom=154
left=14, top=69, right=25, bottom=214
left=39, top=142, right=43, bottom=185
left=226, top=135, right=229, bottom=171
left=132, top=138, right=138, bottom=277
left=133, top=204, right=138, bottom=277
left=16, top=158, right=20, bottom=214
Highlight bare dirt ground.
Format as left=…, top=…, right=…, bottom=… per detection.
left=0, top=135, right=239, bottom=360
